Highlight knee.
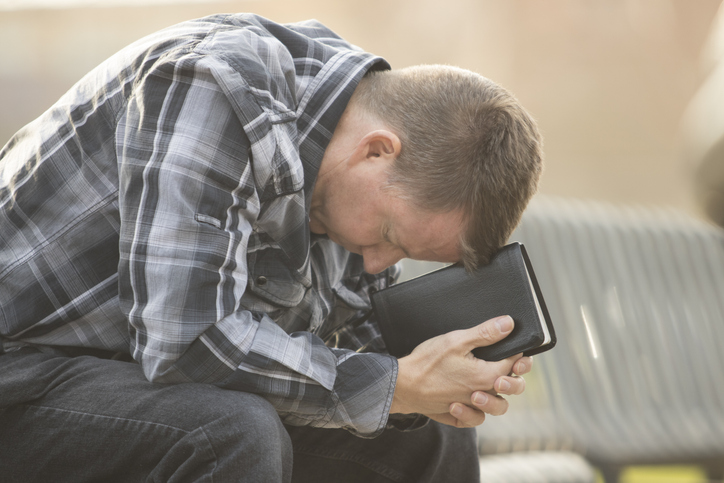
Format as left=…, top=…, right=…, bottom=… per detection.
left=203, top=393, right=292, bottom=459
left=195, top=390, right=290, bottom=450
left=147, top=382, right=293, bottom=460
left=188, top=391, right=293, bottom=481
left=223, top=393, right=290, bottom=450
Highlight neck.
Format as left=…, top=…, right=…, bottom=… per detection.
left=310, top=102, right=381, bottom=233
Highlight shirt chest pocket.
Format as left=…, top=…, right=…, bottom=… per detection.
left=245, top=248, right=309, bottom=307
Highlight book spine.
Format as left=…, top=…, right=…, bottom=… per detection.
left=371, top=294, right=402, bottom=357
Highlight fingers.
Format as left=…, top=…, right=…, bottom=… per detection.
left=470, top=391, right=509, bottom=416
left=427, top=410, right=485, bottom=428
left=449, top=403, right=487, bottom=428
left=494, top=375, right=526, bottom=395
left=393, top=316, right=530, bottom=421
left=462, top=315, right=514, bottom=352
left=486, top=355, right=530, bottom=397
left=428, top=389, right=513, bottom=429
left=512, top=356, right=533, bottom=376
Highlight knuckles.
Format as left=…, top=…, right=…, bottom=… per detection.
left=488, top=398, right=509, bottom=416
left=476, top=323, right=497, bottom=344
left=511, top=356, right=533, bottom=375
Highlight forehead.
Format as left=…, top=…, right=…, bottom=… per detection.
left=394, top=205, right=466, bottom=263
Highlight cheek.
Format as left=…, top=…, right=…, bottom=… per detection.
left=339, top=217, right=378, bottom=246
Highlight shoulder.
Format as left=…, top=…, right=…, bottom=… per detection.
left=191, top=14, right=362, bottom=108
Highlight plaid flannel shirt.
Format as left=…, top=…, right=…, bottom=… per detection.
left=0, top=14, right=402, bottom=437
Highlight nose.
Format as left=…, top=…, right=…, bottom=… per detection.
left=362, top=246, right=404, bottom=274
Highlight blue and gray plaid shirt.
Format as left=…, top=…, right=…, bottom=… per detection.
left=0, top=14, right=402, bottom=437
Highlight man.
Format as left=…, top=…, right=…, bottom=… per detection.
left=0, top=13, right=542, bottom=482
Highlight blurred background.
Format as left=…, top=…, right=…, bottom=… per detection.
left=1, top=0, right=722, bottom=217
left=2, top=1, right=724, bottom=482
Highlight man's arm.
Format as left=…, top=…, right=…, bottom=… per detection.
left=116, top=53, right=396, bottom=437
left=391, top=315, right=532, bottom=427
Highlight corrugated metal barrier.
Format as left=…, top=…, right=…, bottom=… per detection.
left=473, top=196, right=724, bottom=481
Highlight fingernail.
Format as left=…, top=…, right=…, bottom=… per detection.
left=496, top=315, right=513, bottom=333
left=451, top=404, right=463, bottom=417
left=498, top=379, right=511, bottom=392
left=473, top=392, right=488, bottom=405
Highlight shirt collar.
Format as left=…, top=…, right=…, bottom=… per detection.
left=297, top=52, right=390, bottom=212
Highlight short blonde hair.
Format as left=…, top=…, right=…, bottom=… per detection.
left=352, top=65, right=543, bottom=269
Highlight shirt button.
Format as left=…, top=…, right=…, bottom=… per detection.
left=256, top=276, right=268, bottom=286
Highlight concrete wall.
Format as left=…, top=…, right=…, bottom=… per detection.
left=1, top=0, right=721, bottom=217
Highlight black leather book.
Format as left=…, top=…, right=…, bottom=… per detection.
left=371, top=242, right=556, bottom=361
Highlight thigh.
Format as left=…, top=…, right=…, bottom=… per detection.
left=0, top=347, right=291, bottom=483
left=286, top=419, right=480, bottom=483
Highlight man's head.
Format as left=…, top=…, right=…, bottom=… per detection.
left=350, top=65, right=543, bottom=269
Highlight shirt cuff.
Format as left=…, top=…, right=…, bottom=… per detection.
left=330, top=349, right=398, bottom=438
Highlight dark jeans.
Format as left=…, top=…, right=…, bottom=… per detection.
left=0, top=347, right=480, bottom=482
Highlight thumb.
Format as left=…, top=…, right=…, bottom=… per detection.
left=462, top=315, right=514, bottom=352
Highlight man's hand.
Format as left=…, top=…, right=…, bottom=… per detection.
left=389, top=315, right=533, bottom=428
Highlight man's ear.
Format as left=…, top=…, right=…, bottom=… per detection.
left=356, top=130, right=401, bottom=164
